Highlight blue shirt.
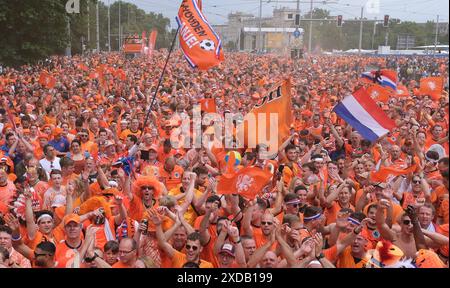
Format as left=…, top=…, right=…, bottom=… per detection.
left=49, top=137, right=70, bottom=153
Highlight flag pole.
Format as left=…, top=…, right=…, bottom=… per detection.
left=141, top=27, right=179, bottom=137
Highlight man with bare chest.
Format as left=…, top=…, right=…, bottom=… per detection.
left=375, top=199, right=418, bottom=259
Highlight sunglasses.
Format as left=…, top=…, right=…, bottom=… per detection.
left=34, top=252, right=52, bottom=258
left=118, top=249, right=135, bottom=255
left=261, top=221, right=273, bottom=226
left=412, top=179, right=421, bottom=184
left=141, top=186, right=153, bottom=190
left=185, top=244, right=199, bottom=251
left=403, top=220, right=412, bottom=225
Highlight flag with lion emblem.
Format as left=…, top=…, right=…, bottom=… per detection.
left=217, top=167, right=272, bottom=200
left=176, top=0, right=224, bottom=70
left=217, top=151, right=272, bottom=199
left=419, top=77, right=444, bottom=100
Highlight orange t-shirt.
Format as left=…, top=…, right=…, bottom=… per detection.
left=0, top=181, right=16, bottom=206
left=25, top=226, right=65, bottom=250
left=112, top=261, right=134, bottom=268
left=325, top=202, right=355, bottom=226
left=158, top=165, right=184, bottom=191
left=336, top=246, right=369, bottom=268
left=194, top=216, right=219, bottom=267
left=55, top=240, right=83, bottom=268
left=171, top=250, right=214, bottom=268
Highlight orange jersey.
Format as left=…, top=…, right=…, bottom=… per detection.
left=55, top=240, right=83, bottom=268
left=170, top=250, right=214, bottom=268
left=158, top=165, right=184, bottom=191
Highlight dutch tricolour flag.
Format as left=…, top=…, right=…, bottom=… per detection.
left=333, top=88, right=396, bottom=142
left=361, top=71, right=397, bottom=91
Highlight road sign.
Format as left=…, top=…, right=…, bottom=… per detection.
left=293, top=29, right=301, bottom=38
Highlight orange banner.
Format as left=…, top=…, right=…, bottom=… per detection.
left=420, top=77, right=444, bottom=101
left=367, top=84, right=392, bottom=103
left=176, top=0, right=224, bottom=70
left=38, top=71, right=56, bottom=89
left=148, top=29, right=158, bottom=58
left=238, top=79, right=293, bottom=155
left=217, top=167, right=272, bottom=200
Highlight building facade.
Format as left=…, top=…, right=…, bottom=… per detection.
left=213, top=7, right=304, bottom=54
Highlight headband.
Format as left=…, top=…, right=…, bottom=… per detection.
left=37, top=214, right=53, bottom=223
left=304, top=213, right=322, bottom=222
left=285, top=199, right=301, bottom=205
left=348, top=217, right=361, bottom=226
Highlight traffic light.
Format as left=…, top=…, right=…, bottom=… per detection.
left=337, top=15, right=343, bottom=27
left=295, top=14, right=300, bottom=26
left=383, top=15, right=389, bottom=27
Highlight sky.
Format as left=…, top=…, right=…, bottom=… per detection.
left=120, top=0, right=449, bottom=28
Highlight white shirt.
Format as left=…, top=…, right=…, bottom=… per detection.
left=39, top=157, right=61, bottom=178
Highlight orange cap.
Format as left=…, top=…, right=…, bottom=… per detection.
left=53, top=127, right=63, bottom=136
left=63, top=213, right=81, bottom=226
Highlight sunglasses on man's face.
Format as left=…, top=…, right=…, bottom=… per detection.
left=185, top=244, right=199, bottom=251
left=261, top=221, right=273, bottom=226
left=412, top=179, right=421, bottom=184
left=403, top=220, right=412, bottom=225
left=34, top=252, right=52, bottom=258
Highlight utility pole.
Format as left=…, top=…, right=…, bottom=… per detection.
left=308, top=0, right=313, bottom=52
left=371, top=18, right=376, bottom=50
left=119, top=0, right=122, bottom=50
left=66, top=17, right=72, bottom=57
left=87, top=1, right=90, bottom=47
left=96, top=1, right=100, bottom=52
left=108, top=0, right=111, bottom=52
left=434, top=14, right=439, bottom=55
left=358, top=6, right=364, bottom=53
left=258, top=0, right=262, bottom=52
left=385, top=29, right=389, bottom=46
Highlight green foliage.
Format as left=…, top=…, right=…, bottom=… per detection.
left=0, top=0, right=174, bottom=67
left=0, top=0, right=69, bottom=67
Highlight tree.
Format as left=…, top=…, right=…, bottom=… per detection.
left=0, top=0, right=174, bottom=67
left=0, top=0, right=69, bottom=67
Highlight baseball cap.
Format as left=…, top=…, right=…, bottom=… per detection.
left=219, top=243, right=235, bottom=257
left=63, top=213, right=81, bottom=226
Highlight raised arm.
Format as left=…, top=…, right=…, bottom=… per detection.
left=199, top=204, right=215, bottom=246
left=149, top=208, right=176, bottom=258
left=375, top=199, right=396, bottom=241
left=275, top=227, right=298, bottom=267
left=113, top=196, right=127, bottom=226
left=5, top=214, right=33, bottom=261
left=405, top=205, right=427, bottom=251
left=241, top=200, right=256, bottom=237
left=23, top=189, right=38, bottom=240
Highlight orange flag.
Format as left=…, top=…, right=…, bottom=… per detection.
left=199, top=98, right=216, bottom=113
left=370, top=164, right=418, bottom=183
left=176, top=0, right=224, bottom=70
left=77, top=63, right=89, bottom=72
left=217, top=167, right=272, bottom=200
left=114, top=68, right=126, bottom=81
left=38, top=71, right=56, bottom=89
left=420, top=77, right=444, bottom=100
left=239, top=78, right=293, bottom=155
left=395, top=84, right=410, bottom=98
left=367, top=84, right=392, bottom=103
left=148, top=29, right=158, bottom=59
